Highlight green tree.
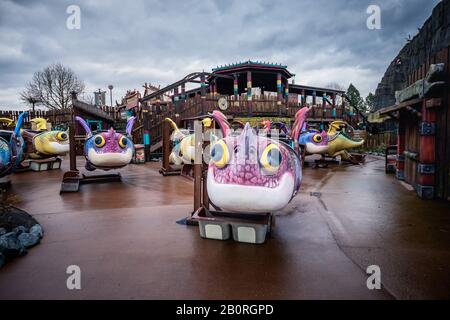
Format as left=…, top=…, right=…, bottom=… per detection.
left=345, top=83, right=365, bottom=114
left=365, top=92, right=375, bottom=114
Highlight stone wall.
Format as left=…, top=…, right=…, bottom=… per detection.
left=374, top=0, right=450, bottom=110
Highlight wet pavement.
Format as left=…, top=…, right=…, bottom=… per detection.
left=0, top=156, right=449, bottom=299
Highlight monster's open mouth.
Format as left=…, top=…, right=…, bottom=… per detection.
left=207, top=167, right=295, bottom=213
left=88, top=148, right=133, bottom=167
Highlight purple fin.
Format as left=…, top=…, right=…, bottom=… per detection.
left=75, top=116, right=92, bottom=137
left=126, top=116, right=136, bottom=136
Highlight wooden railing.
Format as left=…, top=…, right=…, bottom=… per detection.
left=0, top=106, right=121, bottom=130
left=1, top=95, right=363, bottom=155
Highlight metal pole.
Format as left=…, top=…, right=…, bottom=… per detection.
left=108, top=85, right=114, bottom=107
left=69, top=92, right=78, bottom=171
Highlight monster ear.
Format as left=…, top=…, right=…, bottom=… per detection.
left=75, top=116, right=92, bottom=137
left=290, top=107, right=310, bottom=141
left=211, top=110, right=231, bottom=137
left=126, top=116, right=136, bottom=137
left=14, top=111, right=27, bottom=136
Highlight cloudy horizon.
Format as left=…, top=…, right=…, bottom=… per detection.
left=0, top=0, right=440, bottom=109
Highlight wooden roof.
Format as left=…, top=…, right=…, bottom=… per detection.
left=212, top=60, right=294, bottom=78
left=289, top=84, right=345, bottom=96
left=72, top=99, right=114, bottom=122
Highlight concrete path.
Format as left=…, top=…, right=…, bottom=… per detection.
left=0, top=156, right=448, bottom=299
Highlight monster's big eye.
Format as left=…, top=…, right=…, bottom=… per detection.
left=210, top=140, right=229, bottom=168
left=94, top=135, right=105, bottom=148
left=56, top=132, right=68, bottom=141
left=119, top=136, right=128, bottom=149
left=260, top=144, right=282, bottom=174
left=313, top=134, right=323, bottom=143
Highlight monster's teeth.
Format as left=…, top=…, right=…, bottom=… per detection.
left=264, top=182, right=270, bottom=187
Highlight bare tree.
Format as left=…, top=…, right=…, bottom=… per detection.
left=21, top=63, right=85, bottom=110
left=19, top=92, right=41, bottom=112
left=326, top=82, right=346, bottom=91
left=79, top=93, right=95, bottom=105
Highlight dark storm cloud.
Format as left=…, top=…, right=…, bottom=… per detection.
left=0, top=0, right=440, bottom=108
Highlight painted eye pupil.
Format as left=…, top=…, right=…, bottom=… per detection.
left=260, top=144, right=282, bottom=174
left=60, top=133, right=67, bottom=140
left=267, top=149, right=281, bottom=167
left=211, top=141, right=229, bottom=168
left=119, top=137, right=128, bottom=148
left=211, top=144, right=223, bottom=161
left=95, top=137, right=103, bottom=145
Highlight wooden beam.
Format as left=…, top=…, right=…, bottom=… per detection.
left=378, top=98, right=423, bottom=116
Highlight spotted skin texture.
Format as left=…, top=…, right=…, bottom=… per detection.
left=212, top=139, right=299, bottom=189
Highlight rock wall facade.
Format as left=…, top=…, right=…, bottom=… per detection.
left=374, top=0, right=450, bottom=110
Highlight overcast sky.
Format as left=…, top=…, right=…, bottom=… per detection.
left=0, top=0, right=440, bottom=109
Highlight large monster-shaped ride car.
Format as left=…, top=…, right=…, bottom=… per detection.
left=22, top=118, right=70, bottom=159
left=76, top=116, right=136, bottom=171
left=207, top=108, right=307, bottom=213
left=0, top=112, right=27, bottom=179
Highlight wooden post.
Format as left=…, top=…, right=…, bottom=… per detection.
left=284, top=81, right=289, bottom=103
left=193, top=120, right=203, bottom=213
left=233, top=73, right=238, bottom=100
left=69, top=92, right=77, bottom=171
left=396, top=118, right=405, bottom=180
left=284, top=80, right=289, bottom=116
left=156, top=98, right=161, bottom=114
left=181, top=83, right=186, bottom=101
left=416, top=99, right=436, bottom=199
left=276, top=73, right=282, bottom=106
left=301, top=89, right=306, bottom=107
left=332, top=93, right=337, bottom=118
left=247, top=71, right=252, bottom=115
left=161, top=120, right=170, bottom=172
left=211, top=80, right=216, bottom=98
left=174, top=86, right=180, bottom=114
left=143, top=108, right=150, bottom=162
left=200, top=73, right=206, bottom=114
left=202, top=123, right=212, bottom=210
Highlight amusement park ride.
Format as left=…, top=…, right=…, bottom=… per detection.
left=2, top=61, right=368, bottom=244
left=59, top=92, right=136, bottom=193
left=158, top=105, right=364, bottom=243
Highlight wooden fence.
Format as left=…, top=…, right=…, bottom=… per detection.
left=0, top=106, right=121, bottom=130
left=364, top=130, right=397, bottom=149
left=1, top=94, right=364, bottom=156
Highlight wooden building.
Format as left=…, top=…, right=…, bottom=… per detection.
left=135, top=61, right=367, bottom=159
left=378, top=47, right=449, bottom=200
